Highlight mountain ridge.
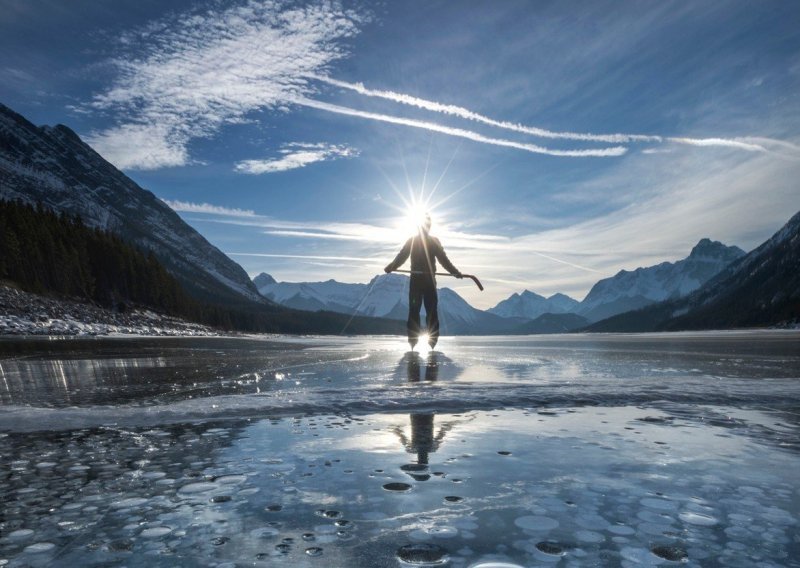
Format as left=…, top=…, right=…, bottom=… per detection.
left=0, top=103, right=260, bottom=305
left=585, top=211, right=800, bottom=332
left=574, top=238, right=745, bottom=322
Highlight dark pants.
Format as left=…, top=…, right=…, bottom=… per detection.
left=407, top=276, right=439, bottom=345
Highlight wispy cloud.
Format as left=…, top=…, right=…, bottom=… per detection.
left=163, top=199, right=255, bottom=217
left=83, top=1, right=794, bottom=170
left=86, top=0, right=365, bottom=170
left=235, top=142, right=357, bottom=174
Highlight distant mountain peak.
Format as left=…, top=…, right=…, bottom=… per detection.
left=688, top=238, right=745, bottom=260
left=577, top=238, right=745, bottom=322
left=520, top=289, right=545, bottom=300
left=488, top=288, right=578, bottom=320
left=253, top=273, right=277, bottom=288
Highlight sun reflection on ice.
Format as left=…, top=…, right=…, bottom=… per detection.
left=415, top=334, right=432, bottom=354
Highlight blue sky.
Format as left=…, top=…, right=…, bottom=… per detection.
left=2, top=0, right=800, bottom=308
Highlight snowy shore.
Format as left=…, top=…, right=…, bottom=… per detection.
left=0, top=285, right=217, bottom=337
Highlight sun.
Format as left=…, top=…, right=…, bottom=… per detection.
left=397, top=196, right=432, bottom=238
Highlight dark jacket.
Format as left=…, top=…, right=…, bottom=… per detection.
left=386, top=233, right=460, bottom=279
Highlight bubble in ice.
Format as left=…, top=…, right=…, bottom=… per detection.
left=679, top=511, right=718, bottom=526
left=142, top=471, right=166, bottom=479
left=444, top=496, right=464, bottom=503
left=535, top=542, right=565, bottom=556
left=251, top=527, right=281, bottom=539
left=620, top=547, right=664, bottom=564
left=305, top=546, right=323, bottom=556
left=275, top=543, right=291, bottom=554
left=302, top=533, right=316, bottom=541
left=401, top=464, right=428, bottom=472
left=212, top=536, right=230, bottom=546
left=178, top=482, right=218, bottom=494
left=215, top=475, right=247, bottom=485
left=651, top=545, right=688, bottom=562
left=111, top=497, right=149, bottom=508
left=514, top=516, right=559, bottom=531
left=22, top=542, right=56, bottom=553
left=396, top=543, right=449, bottom=565
left=383, top=482, right=413, bottom=492
left=8, top=529, right=34, bottom=539
left=575, top=529, right=604, bottom=543
left=315, top=509, right=342, bottom=519
left=497, top=451, right=512, bottom=456
left=210, top=495, right=232, bottom=503
left=334, top=519, right=352, bottom=528
left=641, top=497, right=678, bottom=511
left=608, top=524, right=636, bottom=536
left=108, top=539, right=134, bottom=552
left=141, top=527, right=172, bottom=538
left=266, top=504, right=283, bottom=512
left=428, top=526, right=458, bottom=538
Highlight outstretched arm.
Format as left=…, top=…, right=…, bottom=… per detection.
left=434, top=238, right=462, bottom=278
left=385, top=239, right=411, bottom=273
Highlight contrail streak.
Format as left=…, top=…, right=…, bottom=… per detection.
left=666, top=137, right=766, bottom=152
left=313, top=76, right=799, bottom=157
left=312, top=75, right=659, bottom=143
left=295, top=98, right=627, bottom=157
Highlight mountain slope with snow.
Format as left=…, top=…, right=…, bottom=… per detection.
left=0, top=103, right=261, bottom=304
left=576, top=238, right=745, bottom=322
left=587, top=211, right=800, bottom=332
left=488, top=290, right=579, bottom=320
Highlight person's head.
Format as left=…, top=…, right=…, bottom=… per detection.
left=420, top=213, right=432, bottom=234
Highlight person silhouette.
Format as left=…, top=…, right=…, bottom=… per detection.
left=384, top=213, right=462, bottom=349
left=395, top=352, right=446, bottom=466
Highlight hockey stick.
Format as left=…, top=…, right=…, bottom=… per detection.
left=390, top=269, right=484, bottom=291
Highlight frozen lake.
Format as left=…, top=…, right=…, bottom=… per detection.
left=0, top=332, right=799, bottom=567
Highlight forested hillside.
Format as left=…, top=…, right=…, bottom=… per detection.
left=1, top=199, right=197, bottom=315
left=0, top=199, right=405, bottom=334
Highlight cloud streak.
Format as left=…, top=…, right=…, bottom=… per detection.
left=296, top=98, right=628, bottom=157
left=311, top=76, right=800, bottom=158
left=312, top=75, right=660, bottom=144
left=235, top=142, right=357, bottom=174
left=163, top=199, right=255, bottom=217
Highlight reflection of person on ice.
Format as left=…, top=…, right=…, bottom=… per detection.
left=384, top=214, right=462, bottom=349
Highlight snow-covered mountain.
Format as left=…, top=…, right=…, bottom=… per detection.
left=0, top=103, right=261, bottom=304
left=576, top=238, right=745, bottom=322
left=588, top=210, right=800, bottom=332
left=488, top=290, right=579, bottom=320
left=255, top=273, right=518, bottom=334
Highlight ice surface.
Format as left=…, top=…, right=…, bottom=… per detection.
left=0, top=332, right=799, bottom=566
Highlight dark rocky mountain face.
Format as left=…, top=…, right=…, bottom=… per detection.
left=663, top=211, right=800, bottom=330
left=0, top=103, right=261, bottom=305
